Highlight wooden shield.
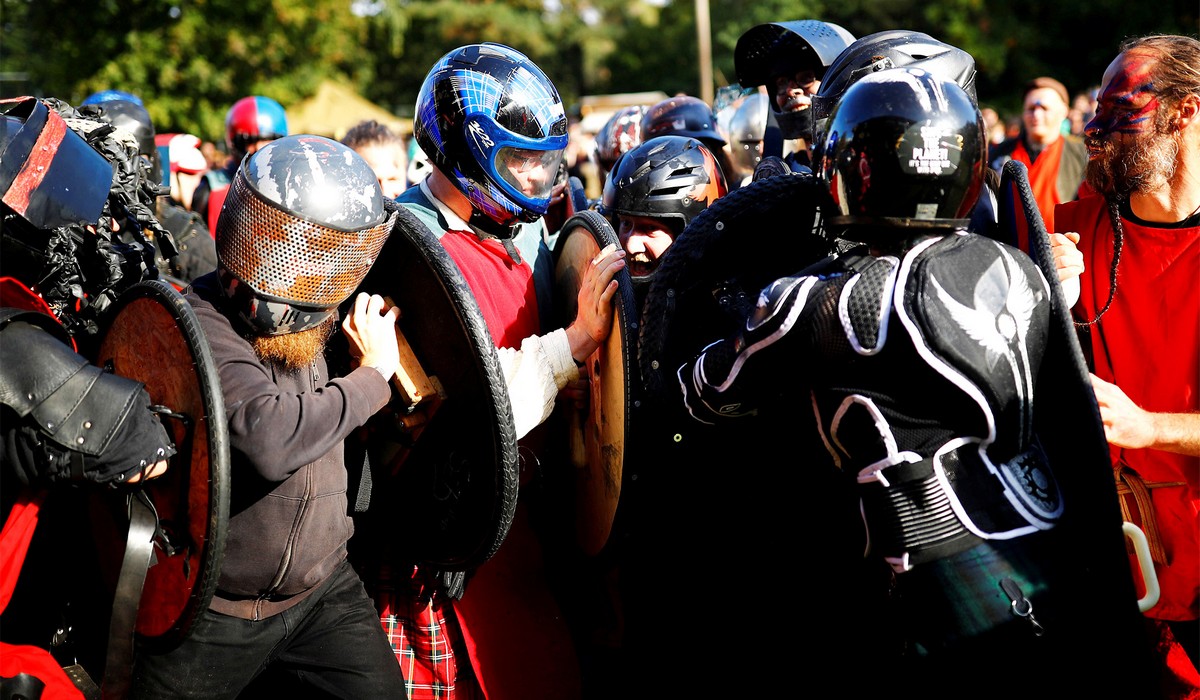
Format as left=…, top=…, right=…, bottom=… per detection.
left=92, top=279, right=229, bottom=651
left=552, top=210, right=638, bottom=557
left=353, top=204, right=519, bottom=571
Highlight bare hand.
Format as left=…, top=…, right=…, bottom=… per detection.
left=1090, top=373, right=1154, bottom=448
left=1050, top=231, right=1084, bottom=283
left=549, top=180, right=568, bottom=209
left=341, top=293, right=402, bottom=380
left=566, top=243, right=625, bottom=362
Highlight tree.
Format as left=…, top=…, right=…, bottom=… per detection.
left=2, top=0, right=386, bottom=144
left=1, top=0, right=1195, bottom=141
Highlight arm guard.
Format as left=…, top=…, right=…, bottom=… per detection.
left=0, top=309, right=176, bottom=485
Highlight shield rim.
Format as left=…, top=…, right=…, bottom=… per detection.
left=354, top=204, right=520, bottom=571
left=552, top=209, right=638, bottom=557
left=93, top=278, right=229, bottom=651
left=995, top=159, right=1158, bottom=670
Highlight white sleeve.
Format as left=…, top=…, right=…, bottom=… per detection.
left=495, top=327, right=580, bottom=439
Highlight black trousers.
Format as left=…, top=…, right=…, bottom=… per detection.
left=130, top=559, right=405, bottom=699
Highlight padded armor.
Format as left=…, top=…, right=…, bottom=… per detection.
left=679, top=233, right=1060, bottom=570
left=0, top=308, right=175, bottom=484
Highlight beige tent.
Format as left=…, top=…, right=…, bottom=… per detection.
left=578, top=91, right=668, bottom=134
left=288, top=80, right=411, bottom=141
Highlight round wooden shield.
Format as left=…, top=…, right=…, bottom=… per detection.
left=92, top=279, right=229, bottom=651
left=354, top=204, right=519, bottom=571
left=552, top=210, right=638, bottom=557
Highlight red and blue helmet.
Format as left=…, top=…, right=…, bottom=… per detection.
left=413, top=43, right=568, bottom=233
left=225, top=95, right=289, bottom=157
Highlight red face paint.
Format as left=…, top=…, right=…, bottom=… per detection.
left=1087, top=51, right=1160, bottom=137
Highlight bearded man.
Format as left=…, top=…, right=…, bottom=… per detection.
left=1055, top=33, right=1200, bottom=698
left=131, top=135, right=410, bottom=699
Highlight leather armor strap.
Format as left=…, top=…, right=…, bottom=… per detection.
left=0, top=317, right=144, bottom=458
left=0, top=322, right=86, bottom=417
left=102, top=492, right=158, bottom=700
left=1115, top=465, right=1184, bottom=566
left=31, top=363, right=141, bottom=457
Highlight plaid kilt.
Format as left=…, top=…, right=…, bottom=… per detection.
left=373, top=565, right=482, bottom=700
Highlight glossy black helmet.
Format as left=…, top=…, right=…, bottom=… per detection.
left=600, top=135, right=727, bottom=233
left=816, top=67, right=985, bottom=238
left=216, top=135, right=397, bottom=336
left=812, top=30, right=978, bottom=128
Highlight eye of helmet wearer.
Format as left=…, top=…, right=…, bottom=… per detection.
left=495, top=146, right=564, bottom=199
left=776, top=69, right=819, bottom=93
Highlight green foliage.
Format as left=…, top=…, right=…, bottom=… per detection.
left=1, top=0, right=1195, bottom=142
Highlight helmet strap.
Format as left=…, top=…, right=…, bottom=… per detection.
left=467, top=210, right=523, bottom=264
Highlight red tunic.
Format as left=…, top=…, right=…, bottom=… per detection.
left=436, top=229, right=581, bottom=700
left=1058, top=195, right=1199, bottom=693
left=1058, top=194, right=1199, bottom=620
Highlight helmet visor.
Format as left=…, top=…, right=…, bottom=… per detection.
left=495, top=146, right=564, bottom=202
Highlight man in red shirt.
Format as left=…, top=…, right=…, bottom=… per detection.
left=1056, top=33, right=1200, bottom=698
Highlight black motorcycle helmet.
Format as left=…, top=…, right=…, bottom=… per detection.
left=216, top=134, right=397, bottom=336
left=812, top=30, right=978, bottom=130
left=816, top=67, right=985, bottom=239
left=600, top=135, right=728, bottom=235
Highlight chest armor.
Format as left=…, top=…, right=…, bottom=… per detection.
left=807, top=235, right=1062, bottom=571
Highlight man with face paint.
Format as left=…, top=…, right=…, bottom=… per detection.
left=1055, top=33, right=1200, bottom=697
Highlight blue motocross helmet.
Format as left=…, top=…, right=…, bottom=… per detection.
left=413, top=43, right=569, bottom=236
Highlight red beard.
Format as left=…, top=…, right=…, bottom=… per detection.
left=1085, top=115, right=1179, bottom=198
